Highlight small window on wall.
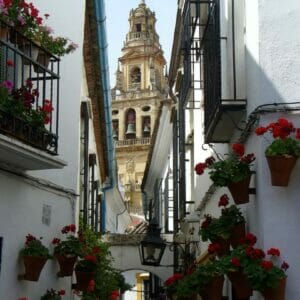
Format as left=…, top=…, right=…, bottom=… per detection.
left=130, top=67, right=141, bottom=89
left=112, top=120, right=119, bottom=140
left=136, top=23, right=141, bottom=32
left=142, top=116, right=151, bottom=137
left=125, top=109, right=136, bottom=139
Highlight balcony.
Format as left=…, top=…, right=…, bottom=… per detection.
left=0, top=22, right=65, bottom=170
left=181, top=0, right=247, bottom=143
left=115, top=137, right=151, bottom=148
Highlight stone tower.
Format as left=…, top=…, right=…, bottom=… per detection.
left=111, top=0, right=167, bottom=216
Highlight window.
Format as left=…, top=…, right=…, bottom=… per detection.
left=136, top=23, right=141, bottom=32
left=130, top=67, right=141, bottom=89
left=142, top=116, right=151, bottom=137
left=125, top=109, right=136, bottom=139
left=112, top=120, right=119, bottom=140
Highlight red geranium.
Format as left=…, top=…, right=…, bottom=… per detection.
left=267, top=248, right=280, bottom=257
left=261, top=260, right=273, bottom=270
left=232, top=143, right=245, bottom=156
left=208, top=242, right=221, bottom=254
left=164, top=273, right=183, bottom=286
left=218, top=194, right=229, bottom=207
left=231, top=257, right=241, bottom=267
left=281, top=261, right=289, bottom=271
left=194, top=162, right=207, bottom=175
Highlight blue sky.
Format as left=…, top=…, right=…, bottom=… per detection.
left=105, top=0, right=177, bottom=87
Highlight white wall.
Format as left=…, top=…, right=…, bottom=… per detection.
left=0, top=170, right=75, bottom=299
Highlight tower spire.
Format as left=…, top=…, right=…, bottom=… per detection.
left=141, top=0, right=145, bottom=4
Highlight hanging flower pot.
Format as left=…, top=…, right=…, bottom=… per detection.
left=199, top=275, right=224, bottom=300
left=266, top=155, right=297, bottom=187
left=230, top=222, right=246, bottom=248
left=228, top=271, right=253, bottom=299
left=21, top=256, right=48, bottom=281
left=228, top=176, right=251, bottom=205
left=214, top=237, right=230, bottom=257
left=55, top=254, right=77, bottom=277
left=75, top=270, right=95, bottom=291
left=261, top=277, right=286, bottom=300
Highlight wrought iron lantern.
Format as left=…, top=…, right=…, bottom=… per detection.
left=139, top=219, right=166, bottom=266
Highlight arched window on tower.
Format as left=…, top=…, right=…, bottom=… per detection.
left=112, top=120, right=119, bottom=140
left=125, top=109, right=136, bottom=139
left=142, top=116, right=151, bottom=138
left=130, top=67, right=141, bottom=90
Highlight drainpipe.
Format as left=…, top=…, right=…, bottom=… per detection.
left=94, top=0, right=115, bottom=233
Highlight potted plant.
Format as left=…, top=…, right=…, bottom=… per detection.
left=0, top=79, right=53, bottom=147
left=199, top=211, right=231, bottom=257
left=41, top=289, right=65, bottom=300
left=164, top=273, right=184, bottom=299
left=218, top=194, right=246, bottom=248
left=32, top=24, right=77, bottom=72
left=75, top=255, right=98, bottom=291
left=195, top=143, right=255, bottom=204
left=221, top=233, right=288, bottom=300
left=19, top=233, right=52, bottom=281
left=175, top=261, right=224, bottom=300
left=255, top=117, right=300, bottom=186
left=0, top=0, right=43, bottom=43
left=52, top=224, right=81, bottom=277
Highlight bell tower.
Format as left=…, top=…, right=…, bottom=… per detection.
left=111, top=0, right=167, bottom=217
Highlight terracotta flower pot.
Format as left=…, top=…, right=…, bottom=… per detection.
left=0, top=24, right=9, bottom=40
left=215, top=237, right=230, bottom=257
left=55, top=253, right=77, bottom=277
left=228, top=271, right=253, bottom=299
left=266, top=155, right=297, bottom=186
left=75, top=270, right=95, bottom=291
left=22, top=256, right=48, bottom=281
left=199, top=275, right=224, bottom=300
left=227, top=176, right=251, bottom=204
left=261, top=277, right=286, bottom=300
left=230, top=222, right=246, bottom=248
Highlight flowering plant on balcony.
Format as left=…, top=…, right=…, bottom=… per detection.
left=0, top=79, right=53, bottom=130
left=41, top=289, right=65, bottom=300
left=33, top=25, right=78, bottom=57
left=0, top=0, right=43, bottom=38
left=52, top=224, right=81, bottom=257
left=255, top=118, right=300, bottom=157
left=20, top=234, right=52, bottom=258
left=194, top=143, right=255, bottom=187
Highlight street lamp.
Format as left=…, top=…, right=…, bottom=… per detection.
left=139, top=219, right=166, bottom=266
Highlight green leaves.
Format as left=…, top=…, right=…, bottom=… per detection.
left=265, top=138, right=300, bottom=157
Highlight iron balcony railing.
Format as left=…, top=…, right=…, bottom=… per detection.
left=181, top=0, right=221, bottom=135
left=115, top=137, right=151, bottom=147
left=0, top=21, right=60, bottom=155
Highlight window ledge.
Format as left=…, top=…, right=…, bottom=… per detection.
left=0, top=134, right=66, bottom=170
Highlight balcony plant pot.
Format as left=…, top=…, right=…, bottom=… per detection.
left=9, top=27, right=26, bottom=46
left=230, top=222, right=246, bottom=248
left=266, top=155, right=297, bottom=186
left=227, top=176, right=251, bottom=205
left=34, top=51, right=51, bottom=73
left=55, top=253, right=77, bottom=277
left=212, top=237, right=230, bottom=257
left=19, top=43, right=39, bottom=65
left=21, top=255, right=48, bottom=281
left=0, top=23, right=9, bottom=40
left=75, top=270, right=95, bottom=291
left=199, top=275, right=224, bottom=300
left=261, top=277, right=286, bottom=300
left=228, top=271, right=253, bottom=299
